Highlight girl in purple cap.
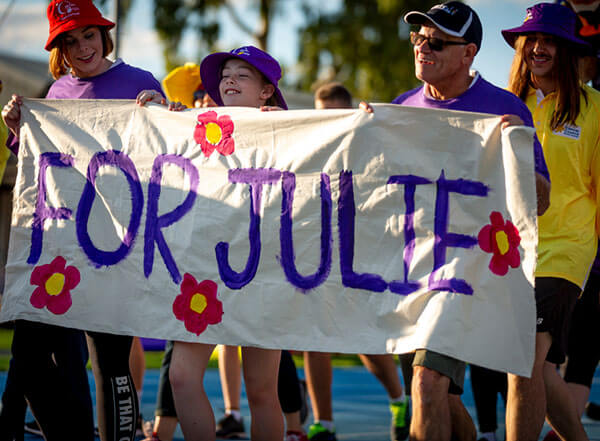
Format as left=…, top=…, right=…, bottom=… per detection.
left=1, top=1, right=165, bottom=440
left=502, top=3, right=600, bottom=441
left=139, top=46, right=287, bottom=441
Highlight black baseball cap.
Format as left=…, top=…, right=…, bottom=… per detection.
left=404, top=1, right=483, bottom=52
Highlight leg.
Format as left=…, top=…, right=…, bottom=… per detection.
left=170, top=341, right=216, bottom=441
left=448, top=394, right=476, bottom=441
left=13, top=321, right=94, bottom=441
left=359, top=354, right=404, bottom=398
left=304, top=351, right=333, bottom=422
left=410, top=366, right=451, bottom=441
left=470, top=365, right=505, bottom=435
left=278, top=350, right=305, bottom=433
left=0, top=357, right=27, bottom=441
left=359, top=354, right=409, bottom=441
left=87, top=331, right=137, bottom=441
left=130, top=337, right=146, bottom=401
left=152, top=341, right=178, bottom=441
left=216, top=345, right=246, bottom=437
left=219, top=345, right=242, bottom=413
left=544, top=362, right=589, bottom=441
left=242, top=346, right=284, bottom=441
left=506, top=331, right=552, bottom=441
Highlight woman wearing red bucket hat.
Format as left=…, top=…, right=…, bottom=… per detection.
left=502, top=3, right=600, bottom=441
left=1, top=1, right=164, bottom=440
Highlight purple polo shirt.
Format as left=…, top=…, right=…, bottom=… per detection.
left=8, top=60, right=162, bottom=154
left=392, top=75, right=550, bottom=181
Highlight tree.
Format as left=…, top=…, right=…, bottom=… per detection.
left=297, top=0, right=438, bottom=102
left=152, top=0, right=279, bottom=73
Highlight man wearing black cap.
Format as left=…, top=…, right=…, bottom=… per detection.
left=360, top=2, right=551, bottom=440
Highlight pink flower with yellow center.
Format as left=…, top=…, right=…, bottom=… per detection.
left=30, top=256, right=80, bottom=315
left=194, top=110, right=235, bottom=157
left=478, top=211, right=521, bottom=276
left=173, top=274, right=223, bottom=335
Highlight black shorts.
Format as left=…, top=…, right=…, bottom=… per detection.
left=535, top=277, right=580, bottom=364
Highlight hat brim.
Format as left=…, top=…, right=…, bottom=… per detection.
left=501, top=23, right=591, bottom=51
left=45, top=17, right=115, bottom=51
left=200, top=51, right=288, bottom=110
left=404, top=11, right=464, bottom=38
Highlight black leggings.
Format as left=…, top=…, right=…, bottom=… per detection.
left=87, top=331, right=137, bottom=441
left=3, top=321, right=94, bottom=441
left=0, top=321, right=137, bottom=441
left=469, top=365, right=507, bottom=433
left=278, top=350, right=303, bottom=413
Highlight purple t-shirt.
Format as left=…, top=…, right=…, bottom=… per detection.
left=8, top=60, right=162, bottom=154
left=392, top=75, right=550, bottom=181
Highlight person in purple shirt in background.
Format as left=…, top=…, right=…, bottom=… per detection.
left=361, top=2, right=550, bottom=441
left=1, top=1, right=166, bottom=440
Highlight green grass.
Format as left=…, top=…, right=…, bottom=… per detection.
left=0, top=327, right=364, bottom=371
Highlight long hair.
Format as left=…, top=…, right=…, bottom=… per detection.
left=507, top=34, right=586, bottom=130
left=48, top=26, right=114, bottom=80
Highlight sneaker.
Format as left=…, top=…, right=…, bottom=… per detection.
left=307, top=422, right=337, bottom=441
left=299, top=379, right=309, bottom=426
left=24, top=420, right=43, bottom=437
left=285, top=430, right=309, bottom=441
left=586, top=401, right=600, bottom=421
left=390, top=398, right=410, bottom=441
left=216, top=413, right=246, bottom=439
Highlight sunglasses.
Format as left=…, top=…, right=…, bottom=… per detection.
left=410, top=32, right=469, bottom=52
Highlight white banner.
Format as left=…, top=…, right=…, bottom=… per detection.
left=1, top=99, right=538, bottom=376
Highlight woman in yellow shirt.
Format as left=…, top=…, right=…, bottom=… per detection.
left=502, top=3, right=599, bottom=441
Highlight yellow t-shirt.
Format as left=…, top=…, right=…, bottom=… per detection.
left=0, top=120, right=9, bottom=184
left=526, top=84, right=600, bottom=288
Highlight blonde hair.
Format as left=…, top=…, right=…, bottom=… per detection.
left=48, top=26, right=114, bottom=80
left=507, top=34, right=586, bottom=130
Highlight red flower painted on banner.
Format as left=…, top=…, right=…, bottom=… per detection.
left=478, top=211, right=521, bottom=276
left=173, top=274, right=223, bottom=335
left=194, top=110, right=235, bottom=157
left=29, top=256, right=80, bottom=315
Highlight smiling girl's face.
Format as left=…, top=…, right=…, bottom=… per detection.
left=219, top=58, right=275, bottom=108
left=62, top=26, right=111, bottom=78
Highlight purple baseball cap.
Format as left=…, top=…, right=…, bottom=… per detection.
left=502, top=3, right=590, bottom=51
left=200, top=45, right=288, bottom=110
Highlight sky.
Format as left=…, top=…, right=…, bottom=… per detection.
left=0, top=0, right=534, bottom=95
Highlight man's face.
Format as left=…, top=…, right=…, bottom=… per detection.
left=413, top=24, right=470, bottom=86
left=523, top=32, right=557, bottom=80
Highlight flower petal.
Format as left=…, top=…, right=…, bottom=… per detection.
left=489, top=254, right=509, bottom=276
left=180, top=273, right=198, bottom=296
left=478, top=225, right=493, bottom=252
left=204, top=300, right=224, bottom=325
left=63, top=266, right=81, bottom=290
left=489, top=211, right=504, bottom=227
left=507, top=247, right=521, bottom=268
left=218, top=117, right=234, bottom=136
left=217, top=137, right=235, bottom=156
left=30, top=264, right=51, bottom=286
left=47, top=292, right=72, bottom=315
left=184, top=310, right=208, bottom=335
left=30, top=287, right=48, bottom=309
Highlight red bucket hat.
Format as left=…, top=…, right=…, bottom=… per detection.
left=45, top=0, right=114, bottom=51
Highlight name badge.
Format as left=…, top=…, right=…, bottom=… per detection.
left=553, top=124, right=581, bottom=140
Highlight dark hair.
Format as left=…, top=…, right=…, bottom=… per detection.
left=508, top=34, right=586, bottom=130
left=314, top=82, right=353, bottom=108
left=48, top=26, right=114, bottom=80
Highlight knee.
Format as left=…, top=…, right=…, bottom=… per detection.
left=168, top=361, right=189, bottom=393
left=412, top=366, right=448, bottom=404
